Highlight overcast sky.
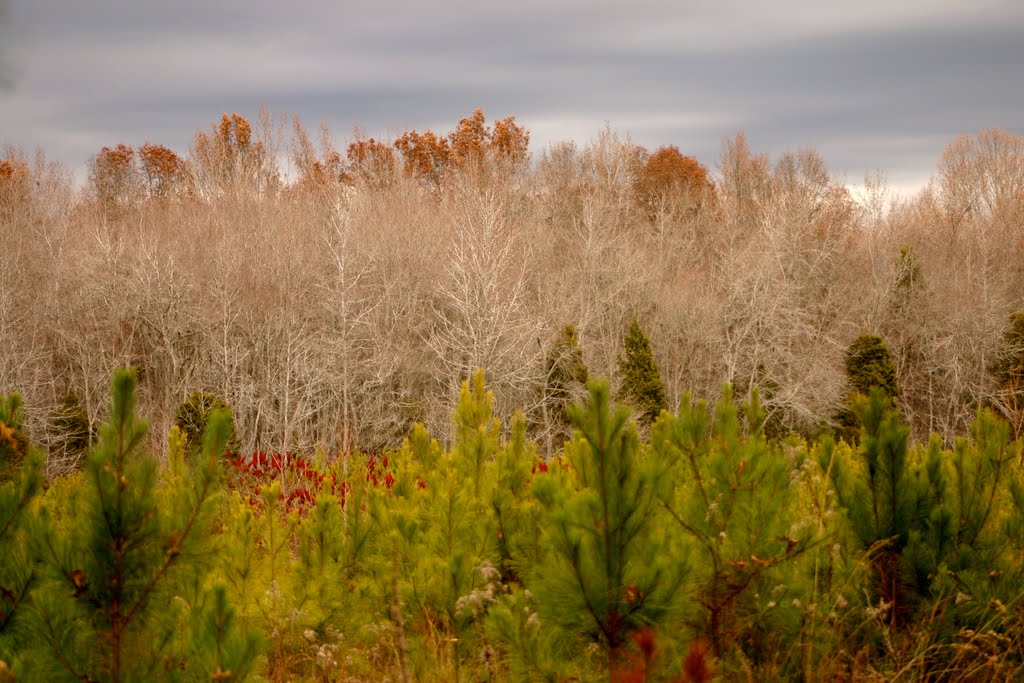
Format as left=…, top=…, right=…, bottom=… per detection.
left=2, top=0, right=1022, bottom=193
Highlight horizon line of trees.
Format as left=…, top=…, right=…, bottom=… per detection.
left=1, top=109, right=1023, bottom=474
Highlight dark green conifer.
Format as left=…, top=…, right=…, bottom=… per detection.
left=836, top=334, right=898, bottom=442
left=845, top=335, right=899, bottom=399
left=175, top=390, right=239, bottom=457
left=616, top=321, right=668, bottom=428
left=827, top=388, right=924, bottom=628
left=541, top=324, right=589, bottom=449
left=47, top=393, right=92, bottom=471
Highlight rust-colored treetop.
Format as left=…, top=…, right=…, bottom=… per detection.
left=0, top=154, right=29, bottom=185
left=138, top=143, right=184, bottom=196
left=191, top=112, right=276, bottom=197
left=90, top=143, right=138, bottom=208
left=346, top=137, right=396, bottom=182
left=394, top=128, right=451, bottom=185
left=634, top=144, right=713, bottom=214
left=218, top=113, right=252, bottom=153
left=193, top=113, right=260, bottom=168
left=0, top=149, right=31, bottom=220
left=73, top=109, right=536, bottom=202
left=393, top=108, right=531, bottom=185
left=95, top=143, right=135, bottom=176
left=490, top=115, right=530, bottom=165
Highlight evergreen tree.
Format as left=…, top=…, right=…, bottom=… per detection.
left=845, top=335, right=899, bottom=398
left=26, top=369, right=257, bottom=681
left=530, top=379, right=682, bottom=670
left=617, top=321, right=668, bottom=428
left=653, top=388, right=813, bottom=659
left=827, top=388, right=926, bottom=629
left=0, top=393, right=44, bottom=670
left=836, top=334, right=898, bottom=442
left=371, top=370, right=502, bottom=679
left=544, top=324, right=588, bottom=406
left=489, top=412, right=542, bottom=585
left=174, top=390, right=239, bottom=458
left=47, top=393, right=92, bottom=472
left=541, top=323, right=589, bottom=451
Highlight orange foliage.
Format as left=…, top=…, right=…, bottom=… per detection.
left=289, top=116, right=347, bottom=192
left=295, top=148, right=344, bottom=190
left=95, top=144, right=135, bottom=177
left=192, top=113, right=271, bottom=196
left=634, top=145, right=713, bottom=215
left=448, top=108, right=489, bottom=168
left=394, top=109, right=531, bottom=185
left=138, top=143, right=183, bottom=197
left=0, top=150, right=30, bottom=221
left=0, top=158, right=26, bottom=184
left=91, top=143, right=138, bottom=209
left=220, top=112, right=252, bottom=150
left=0, top=153, right=28, bottom=188
left=308, top=150, right=345, bottom=185
left=346, top=137, right=397, bottom=183
left=195, top=113, right=256, bottom=164
left=490, top=115, right=530, bottom=165
left=394, top=129, right=451, bottom=185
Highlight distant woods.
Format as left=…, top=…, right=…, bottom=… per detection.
left=1, top=111, right=1023, bottom=468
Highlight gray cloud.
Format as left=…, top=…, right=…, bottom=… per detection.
left=0, top=0, right=14, bottom=91
left=2, top=0, right=1022, bottom=192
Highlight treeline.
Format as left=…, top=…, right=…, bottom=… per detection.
left=1, top=111, right=1023, bottom=474
left=2, top=368, right=1024, bottom=680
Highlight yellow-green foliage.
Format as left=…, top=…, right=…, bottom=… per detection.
left=5, top=368, right=1024, bottom=681
left=10, top=369, right=258, bottom=682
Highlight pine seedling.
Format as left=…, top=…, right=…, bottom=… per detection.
left=490, top=411, right=543, bottom=584
left=28, top=368, right=249, bottom=682
left=368, top=374, right=503, bottom=678
left=177, top=585, right=261, bottom=682
left=654, top=387, right=813, bottom=659
left=531, top=379, right=682, bottom=670
left=0, top=393, right=44, bottom=670
left=827, top=388, right=925, bottom=629
left=453, top=369, right=501, bottom=498
left=485, top=586, right=568, bottom=682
